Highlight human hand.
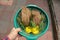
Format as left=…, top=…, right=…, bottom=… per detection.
left=8, top=27, right=21, bottom=40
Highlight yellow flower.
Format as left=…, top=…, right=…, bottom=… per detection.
left=32, top=30, right=39, bottom=35
left=32, top=26, right=39, bottom=35
left=25, top=26, right=31, bottom=33
left=25, top=25, right=40, bottom=35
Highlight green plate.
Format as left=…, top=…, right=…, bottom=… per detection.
left=14, top=4, right=50, bottom=40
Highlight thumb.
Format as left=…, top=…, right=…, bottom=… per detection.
left=16, top=28, right=21, bottom=32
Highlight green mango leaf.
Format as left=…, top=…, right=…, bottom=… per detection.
left=41, top=14, right=45, bottom=21
left=17, top=17, right=24, bottom=30
left=30, top=21, right=36, bottom=27
left=39, top=21, right=45, bottom=31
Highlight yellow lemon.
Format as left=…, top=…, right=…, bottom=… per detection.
left=25, top=26, right=31, bottom=33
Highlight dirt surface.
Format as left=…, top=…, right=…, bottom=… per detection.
left=0, top=0, right=54, bottom=40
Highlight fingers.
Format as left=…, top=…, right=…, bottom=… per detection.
left=7, top=27, right=21, bottom=40
left=18, top=37, right=26, bottom=40
left=15, top=35, right=26, bottom=40
left=12, top=27, right=21, bottom=32
left=16, top=28, right=21, bottom=32
left=15, top=37, right=18, bottom=40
